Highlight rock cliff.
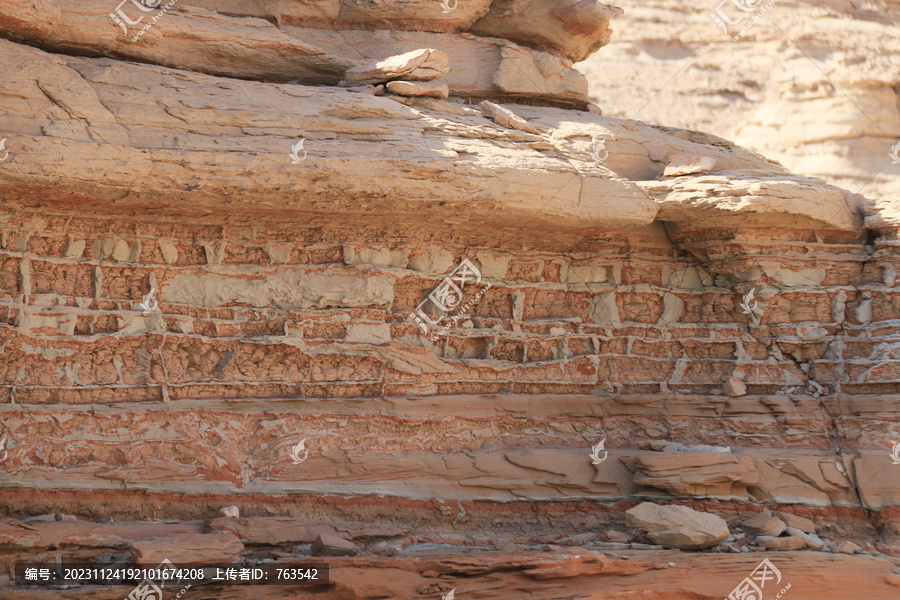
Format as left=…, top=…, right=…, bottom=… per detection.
left=0, top=1, right=898, bottom=599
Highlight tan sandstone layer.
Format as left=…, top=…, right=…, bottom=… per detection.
left=579, top=0, right=900, bottom=199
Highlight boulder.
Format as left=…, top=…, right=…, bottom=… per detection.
left=723, top=376, right=747, bottom=397
left=625, top=503, right=729, bottom=550
left=835, top=542, right=860, bottom=555
left=311, top=533, right=359, bottom=557
left=741, top=512, right=787, bottom=537
left=774, top=511, right=817, bottom=534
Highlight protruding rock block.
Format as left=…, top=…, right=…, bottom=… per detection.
left=386, top=80, right=450, bottom=99
left=472, top=0, right=624, bottom=62
left=343, top=48, right=450, bottom=86
left=312, top=533, right=359, bottom=556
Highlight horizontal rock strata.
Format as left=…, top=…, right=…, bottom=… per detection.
left=0, top=5, right=898, bottom=599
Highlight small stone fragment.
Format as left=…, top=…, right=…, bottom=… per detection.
left=757, top=535, right=805, bottom=550
left=494, top=539, right=526, bottom=552
left=311, top=533, right=359, bottom=557
left=479, top=100, right=542, bottom=135
left=723, top=376, right=747, bottom=397
left=602, top=529, right=634, bottom=543
left=663, top=154, right=716, bottom=177
left=386, top=81, right=449, bottom=99
left=220, top=506, right=240, bottom=518
left=346, top=84, right=384, bottom=96
left=784, top=527, right=825, bottom=551
left=835, top=541, right=860, bottom=554
left=587, top=102, right=602, bottom=115
left=556, top=532, right=597, bottom=546
left=742, top=512, right=786, bottom=537
left=886, top=574, right=900, bottom=587
left=344, top=49, right=450, bottom=86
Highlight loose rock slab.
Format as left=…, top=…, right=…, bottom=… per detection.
left=312, top=533, right=359, bottom=556
left=131, top=533, right=243, bottom=565
left=344, top=48, right=450, bottom=86
left=664, top=154, right=716, bottom=177
left=625, top=502, right=729, bottom=550
left=723, top=376, right=747, bottom=397
left=742, top=512, right=787, bottom=537
left=386, top=80, right=449, bottom=99
left=479, top=100, right=542, bottom=135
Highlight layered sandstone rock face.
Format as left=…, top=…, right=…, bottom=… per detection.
left=0, top=1, right=899, bottom=599
left=579, top=0, right=900, bottom=199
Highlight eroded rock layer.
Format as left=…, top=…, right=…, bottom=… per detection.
left=0, top=6, right=898, bottom=599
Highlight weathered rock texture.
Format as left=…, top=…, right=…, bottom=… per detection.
left=0, top=2, right=898, bottom=599
left=579, top=0, right=900, bottom=198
